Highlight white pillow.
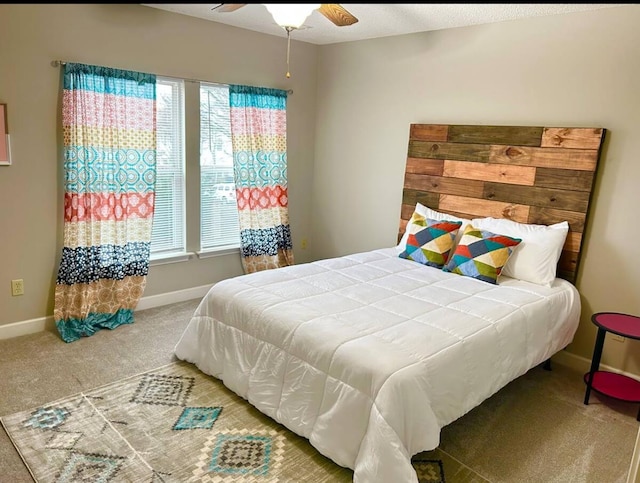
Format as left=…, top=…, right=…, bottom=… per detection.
left=397, top=203, right=471, bottom=252
left=470, top=217, right=569, bottom=286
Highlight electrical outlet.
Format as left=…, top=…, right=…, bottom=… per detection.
left=301, top=238, right=308, bottom=250
left=11, top=279, right=24, bottom=296
left=611, top=334, right=625, bottom=342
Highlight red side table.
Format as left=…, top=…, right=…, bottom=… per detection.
left=583, top=312, right=640, bottom=421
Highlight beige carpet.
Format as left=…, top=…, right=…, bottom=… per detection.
left=0, top=299, right=637, bottom=482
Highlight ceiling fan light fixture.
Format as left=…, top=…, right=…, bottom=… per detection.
left=263, top=4, right=321, bottom=29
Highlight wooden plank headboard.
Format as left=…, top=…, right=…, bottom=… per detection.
left=399, top=124, right=606, bottom=283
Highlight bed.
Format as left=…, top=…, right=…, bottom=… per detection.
left=175, top=124, right=606, bottom=482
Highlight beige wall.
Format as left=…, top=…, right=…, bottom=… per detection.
left=312, top=6, right=640, bottom=373
left=0, top=4, right=317, bottom=325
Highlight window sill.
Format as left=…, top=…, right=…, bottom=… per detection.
left=149, top=252, right=194, bottom=266
left=197, top=246, right=240, bottom=259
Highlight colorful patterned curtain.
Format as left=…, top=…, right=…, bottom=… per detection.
left=54, top=63, right=156, bottom=342
left=229, top=85, right=294, bottom=273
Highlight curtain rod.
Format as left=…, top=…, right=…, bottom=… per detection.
left=50, top=60, right=294, bottom=95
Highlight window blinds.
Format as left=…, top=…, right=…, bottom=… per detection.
left=150, top=78, right=186, bottom=256
left=200, top=83, right=240, bottom=251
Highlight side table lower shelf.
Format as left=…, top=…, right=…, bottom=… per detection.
left=584, top=371, right=640, bottom=420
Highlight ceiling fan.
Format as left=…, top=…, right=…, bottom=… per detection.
left=211, top=4, right=359, bottom=28
left=211, top=4, right=359, bottom=78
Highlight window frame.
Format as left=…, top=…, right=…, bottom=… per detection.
left=198, top=82, right=241, bottom=256
left=150, top=77, right=188, bottom=262
left=149, top=77, right=245, bottom=266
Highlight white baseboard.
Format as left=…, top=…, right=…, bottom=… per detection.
left=134, top=284, right=212, bottom=311
left=0, top=284, right=212, bottom=341
left=0, top=316, right=57, bottom=339
left=551, top=349, right=592, bottom=373
left=552, top=349, right=640, bottom=381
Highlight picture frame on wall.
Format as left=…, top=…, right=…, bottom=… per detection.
left=0, top=103, right=11, bottom=165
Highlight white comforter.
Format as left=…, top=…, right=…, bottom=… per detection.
left=174, top=248, right=580, bottom=483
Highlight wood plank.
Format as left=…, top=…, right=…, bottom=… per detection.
left=443, top=159, right=536, bottom=186
left=534, top=168, right=594, bottom=192
left=559, top=274, right=576, bottom=283
left=402, top=189, right=439, bottom=210
left=448, top=125, right=543, bottom=146
left=402, top=204, right=477, bottom=223
left=541, top=127, right=605, bottom=150
left=406, top=157, right=444, bottom=176
left=557, top=270, right=576, bottom=284
left=409, top=140, right=491, bottom=162
left=401, top=204, right=412, bottom=221
left=564, top=232, right=582, bottom=252
left=410, top=124, right=449, bottom=142
left=439, top=209, right=477, bottom=220
left=400, top=205, right=473, bottom=224
left=489, top=145, right=598, bottom=171
left=404, top=173, right=485, bottom=198
left=484, top=182, right=590, bottom=212
left=439, top=194, right=530, bottom=222
left=528, top=207, right=585, bottom=233
left=401, top=203, right=417, bottom=221
left=398, top=220, right=408, bottom=242
left=558, top=250, right=579, bottom=278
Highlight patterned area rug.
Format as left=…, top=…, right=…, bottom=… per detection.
left=1, top=361, right=448, bottom=482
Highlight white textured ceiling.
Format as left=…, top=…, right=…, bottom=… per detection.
left=142, top=3, right=625, bottom=45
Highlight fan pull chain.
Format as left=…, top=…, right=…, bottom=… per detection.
left=286, top=27, right=292, bottom=79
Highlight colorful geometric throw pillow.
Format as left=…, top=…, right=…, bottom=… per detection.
left=442, top=224, right=522, bottom=284
left=398, top=213, right=462, bottom=268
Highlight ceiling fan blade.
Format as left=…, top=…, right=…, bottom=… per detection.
left=211, top=4, right=247, bottom=13
left=318, top=4, right=359, bottom=27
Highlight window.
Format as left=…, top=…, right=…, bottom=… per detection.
left=200, top=83, right=240, bottom=252
left=151, top=78, right=186, bottom=257
left=150, top=79, right=240, bottom=262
